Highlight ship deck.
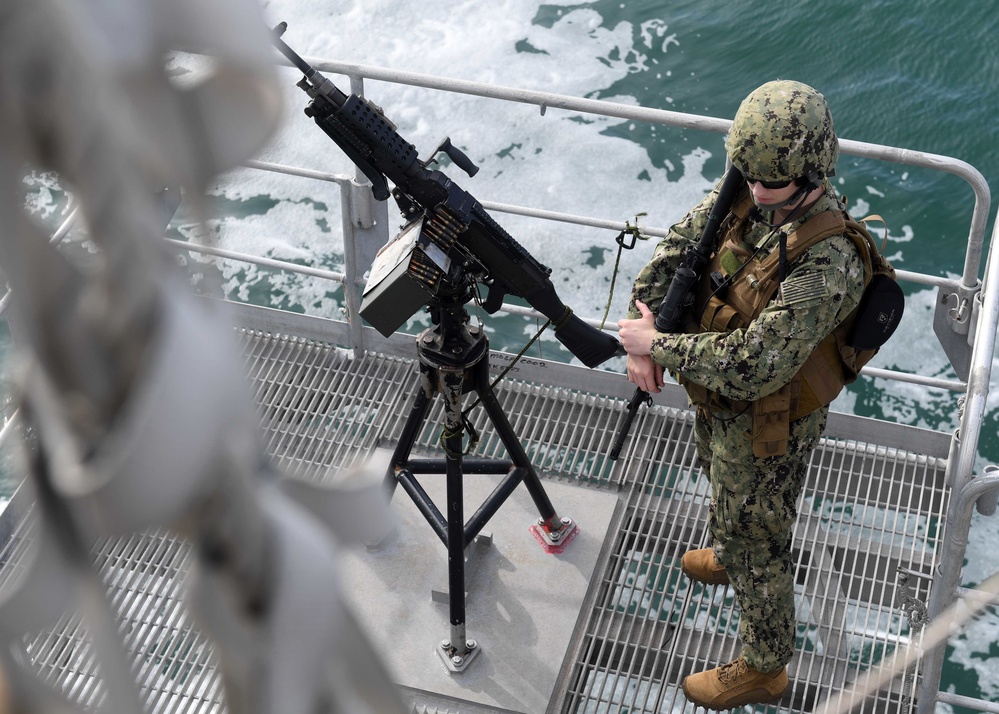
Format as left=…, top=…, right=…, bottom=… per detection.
left=0, top=304, right=951, bottom=713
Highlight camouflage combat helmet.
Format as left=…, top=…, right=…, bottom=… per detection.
left=725, top=80, right=838, bottom=184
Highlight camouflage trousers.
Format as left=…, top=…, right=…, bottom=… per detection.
left=693, top=405, right=827, bottom=672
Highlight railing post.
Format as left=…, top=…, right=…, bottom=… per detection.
left=339, top=75, right=391, bottom=357
left=917, top=469, right=999, bottom=713
left=340, top=179, right=388, bottom=358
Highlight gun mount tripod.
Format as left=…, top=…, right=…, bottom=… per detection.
left=383, top=275, right=578, bottom=673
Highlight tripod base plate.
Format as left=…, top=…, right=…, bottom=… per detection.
left=530, top=516, right=579, bottom=555
left=437, top=638, right=481, bottom=674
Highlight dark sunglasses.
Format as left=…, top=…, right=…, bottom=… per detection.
left=743, top=175, right=794, bottom=190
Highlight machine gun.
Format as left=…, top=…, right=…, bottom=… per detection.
left=609, top=166, right=743, bottom=459
left=272, top=23, right=622, bottom=368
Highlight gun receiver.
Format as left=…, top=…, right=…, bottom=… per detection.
left=272, top=23, right=622, bottom=368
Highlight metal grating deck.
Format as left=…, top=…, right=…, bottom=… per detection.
left=0, top=322, right=949, bottom=713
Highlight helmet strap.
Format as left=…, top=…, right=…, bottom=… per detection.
left=754, top=172, right=822, bottom=230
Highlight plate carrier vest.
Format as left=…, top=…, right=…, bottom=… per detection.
left=676, top=191, right=888, bottom=457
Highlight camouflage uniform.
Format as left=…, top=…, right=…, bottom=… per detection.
left=626, top=181, right=865, bottom=672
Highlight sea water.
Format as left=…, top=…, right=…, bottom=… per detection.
left=9, top=0, right=999, bottom=707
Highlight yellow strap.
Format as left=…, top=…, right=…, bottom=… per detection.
left=858, top=213, right=889, bottom=253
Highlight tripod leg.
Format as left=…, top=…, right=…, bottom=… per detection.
left=436, top=366, right=480, bottom=671
left=383, top=361, right=436, bottom=498
left=470, top=357, right=556, bottom=519
left=471, top=357, right=578, bottom=551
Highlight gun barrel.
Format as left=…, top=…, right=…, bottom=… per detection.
left=272, top=24, right=319, bottom=79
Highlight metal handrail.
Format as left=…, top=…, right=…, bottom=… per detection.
left=285, top=56, right=991, bottom=291
left=164, top=208, right=972, bottom=396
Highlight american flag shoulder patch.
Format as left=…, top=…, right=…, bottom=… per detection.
left=780, top=272, right=828, bottom=306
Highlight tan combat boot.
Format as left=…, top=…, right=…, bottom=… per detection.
left=682, top=656, right=788, bottom=710
left=680, top=548, right=729, bottom=585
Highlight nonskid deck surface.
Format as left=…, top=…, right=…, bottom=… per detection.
left=0, top=325, right=948, bottom=713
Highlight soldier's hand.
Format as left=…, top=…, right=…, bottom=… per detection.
left=626, top=353, right=664, bottom=393
left=618, top=300, right=657, bottom=356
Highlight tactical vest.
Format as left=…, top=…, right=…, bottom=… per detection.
left=677, top=192, right=883, bottom=457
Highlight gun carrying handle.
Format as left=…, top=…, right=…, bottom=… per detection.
left=434, top=138, right=479, bottom=178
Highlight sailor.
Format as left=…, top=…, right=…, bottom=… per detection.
left=617, top=80, right=867, bottom=709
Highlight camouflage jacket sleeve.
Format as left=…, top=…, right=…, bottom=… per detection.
left=626, top=185, right=721, bottom=319
left=649, top=228, right=866, bottom=402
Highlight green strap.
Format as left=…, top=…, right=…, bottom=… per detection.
left=600, top=213, right=648, bottom=330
